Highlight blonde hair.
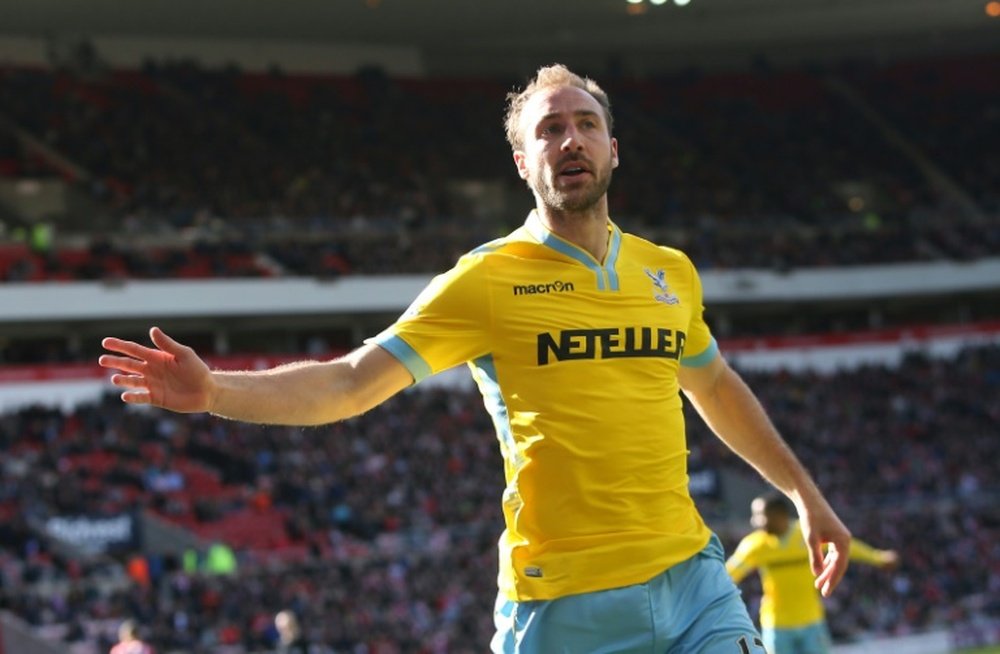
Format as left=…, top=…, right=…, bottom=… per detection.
left=503, top=64, right=614, bottom=151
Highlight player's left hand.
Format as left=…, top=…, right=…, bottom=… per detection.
left=798, top=498, right=852, bottom=597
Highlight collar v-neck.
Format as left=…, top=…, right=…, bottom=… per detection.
left=524, top=210, right=622, bottom=292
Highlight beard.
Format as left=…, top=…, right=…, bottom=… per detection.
left=530, top=159, right=613, bottom=213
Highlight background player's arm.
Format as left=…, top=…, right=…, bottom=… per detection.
left=726, top=535, right=761, bottom=584
left=679, top=353, right=851, bottom=596
left=100, top=327, right=412, bottom=426
left=847, top=538, right=899, bottom=569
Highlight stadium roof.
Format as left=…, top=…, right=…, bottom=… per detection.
left=1, top=0, right=997, bottom=73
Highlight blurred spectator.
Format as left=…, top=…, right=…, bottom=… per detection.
left=109, top=619, right=154, bottom=654
left=274, top=610, right=310, bottom=654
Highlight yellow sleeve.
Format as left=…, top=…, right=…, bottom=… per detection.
left=367, top=254, right=491, bottom=382
left=677, top=253, right=718, bottom=368
left=848, top=538, right=891, bottom=566
left=726, top=534, right=762, bottom=584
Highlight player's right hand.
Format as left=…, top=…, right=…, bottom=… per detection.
left=99, top=326, right=216, bottom=413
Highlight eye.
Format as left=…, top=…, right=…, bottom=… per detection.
left=540, top=123, right=562, bottom=137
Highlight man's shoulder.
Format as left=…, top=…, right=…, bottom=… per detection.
left=423, top=230, right=541, bottom=294
left=619, top=231, right=693, bottom=266
left=739, top=529, right=773, bottom=550
left=458, top=228, right=558, bottom=267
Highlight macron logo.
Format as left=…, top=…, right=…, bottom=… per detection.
left=513, top=281, right=575, bottom=296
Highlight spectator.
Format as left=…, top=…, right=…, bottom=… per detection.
left=109, top=619, right=154, bottom=654
left=274, top=610, right=310, bottom=654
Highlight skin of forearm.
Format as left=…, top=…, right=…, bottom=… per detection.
left=198, top=342, right=412, bottom=427
left=686, top=366, right=825, bottom=509
left=210, top=359, right=367, bottom=426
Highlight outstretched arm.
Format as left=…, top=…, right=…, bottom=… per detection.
left=679, top=354, right=851, bottom=597
left=99, top=327, right=413, bottom=425
left=848, top=539, right=899, bottom=569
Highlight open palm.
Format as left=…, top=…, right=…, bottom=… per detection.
left=99, top=327, right=215, bottom=413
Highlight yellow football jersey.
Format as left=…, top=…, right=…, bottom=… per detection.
left=727, top=521, right=892, bottom=628
left=370, top=210, right=717, bottom=601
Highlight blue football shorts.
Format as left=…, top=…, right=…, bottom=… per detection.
left=762, top=621, right=831, bottom=654
left=491, top=533, right=765, bottom=654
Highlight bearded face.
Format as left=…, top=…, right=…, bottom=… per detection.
left=515, top=86, right=618, bottom=214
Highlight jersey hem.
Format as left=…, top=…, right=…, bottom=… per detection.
left=499, top=529, right=713, bottom=602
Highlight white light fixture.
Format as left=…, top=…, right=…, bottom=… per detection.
left=674, top=0, right=691, bottom=5
left=651, top=0, right=668, bottom=4
left=627, top=0, right=643, bottom=4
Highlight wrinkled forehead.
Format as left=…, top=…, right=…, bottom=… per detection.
left=520, top=85, right=605, bottom=132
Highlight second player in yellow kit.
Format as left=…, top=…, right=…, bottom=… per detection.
left=727, top=494, right=899, bottom=654
left=373, top=209, right=717, bottom=601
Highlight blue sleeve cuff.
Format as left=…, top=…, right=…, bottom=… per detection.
left=370, top=333, right=433, bottom=383
left=681, top=337, right=719, bottom=368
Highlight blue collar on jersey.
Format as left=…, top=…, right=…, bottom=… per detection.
left=524, top=210, right=622, bottom=291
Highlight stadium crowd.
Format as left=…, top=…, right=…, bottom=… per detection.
left=1, top=55, right=998, bottom=282
left=0, top=344, right=997, bottom=652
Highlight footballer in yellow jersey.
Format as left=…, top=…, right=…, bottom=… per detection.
left=100, top=64, right=854, bottom=654
left=727, top=494, right=899, bottom=654
left=372, top=209, right=717, bottom=601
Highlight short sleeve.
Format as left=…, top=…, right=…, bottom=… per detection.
left=367, top=255, right=491, bottom=383
left=726, top=535, right=760, bottom=583
left=679, top=255, right=718, bottom=367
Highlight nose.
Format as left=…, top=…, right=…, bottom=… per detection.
left=560, top=125, right=584, bottom=152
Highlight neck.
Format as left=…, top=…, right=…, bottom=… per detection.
left=535, top=197, right=610, bottom=262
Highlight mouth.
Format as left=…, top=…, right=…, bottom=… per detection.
left=558, top=162, right=591, bottom=179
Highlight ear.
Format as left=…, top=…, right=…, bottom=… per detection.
left=610, top=137, right=619, bottom=169
left=513, top=151, right=529, bottom=180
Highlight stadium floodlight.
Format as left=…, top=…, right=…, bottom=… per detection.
left=651, top=0, right=668, bottom=4
left=674, top=0, right=691, bottom=5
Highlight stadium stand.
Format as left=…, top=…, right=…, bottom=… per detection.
left=1, top=56, right=998, bottom=280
